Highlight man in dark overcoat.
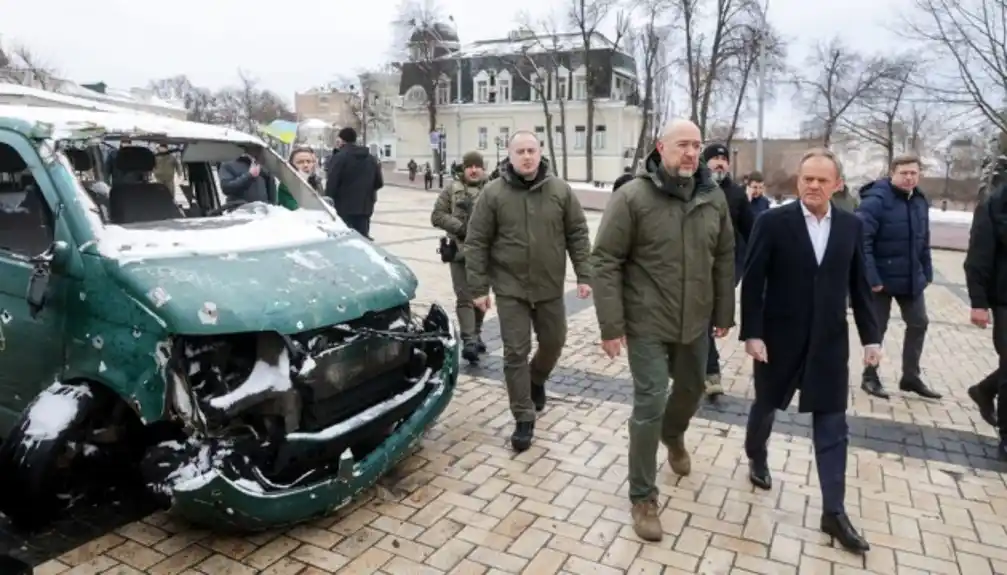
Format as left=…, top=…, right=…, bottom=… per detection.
left=740, top=148, right=882, bottom=554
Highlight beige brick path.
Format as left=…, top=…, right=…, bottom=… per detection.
left=34, top=187, right=1007, bottom=574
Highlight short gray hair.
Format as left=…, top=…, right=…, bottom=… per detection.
left=799, top=147, right=843, bottom=179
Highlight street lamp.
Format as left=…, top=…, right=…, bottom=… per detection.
left=755, top=0, right=770, bottom=173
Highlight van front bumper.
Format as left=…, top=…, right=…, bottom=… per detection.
left=165, top=304, right=459, bottom=531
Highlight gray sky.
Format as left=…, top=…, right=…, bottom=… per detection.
left=1, top=0, right=910, bottom=137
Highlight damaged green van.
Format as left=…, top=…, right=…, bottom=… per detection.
left=0, top=104, right=459, bottom=530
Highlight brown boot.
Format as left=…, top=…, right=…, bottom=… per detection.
left=631, top=499, right=663, bottom=542
left=667, top=436, right=691, bottom=476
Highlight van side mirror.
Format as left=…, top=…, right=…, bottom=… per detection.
left=25, top=241, right=69, bottom=318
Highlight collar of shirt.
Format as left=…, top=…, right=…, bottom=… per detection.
left=800, top=200, right=832, bottom=222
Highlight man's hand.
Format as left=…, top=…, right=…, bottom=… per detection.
left=577, top=284, right=592, bottom=299
left=863, top=345, right=882, bottom=366
left=249, top=163, right=261, bottom=177
left=473, top=296, right=492, bottom=312
left=745, top=339, right=768, bottom=363
left=713, top=326, right=731, bottom=338
left=970, top=308, right=991, bottom=329
left=871, top=285, right=884, bottom=293
left=601, top=337, right=626, bottom=359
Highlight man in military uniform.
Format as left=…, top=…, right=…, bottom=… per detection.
left=465, top=131, right=592, bottom=452
left=591, top=119, right=736, bottom=542
left=431, top=151, right=488, bottom=363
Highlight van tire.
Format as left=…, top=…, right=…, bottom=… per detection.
left=0, top=382, right=98, bottom=529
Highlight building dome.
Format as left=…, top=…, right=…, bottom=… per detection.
left=408, top=20, right=460, bottom=47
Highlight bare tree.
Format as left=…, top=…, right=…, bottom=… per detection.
left=675, top=0, right=761, bottom=138
left=2, top=43, right=60, bottom=90
left=628, top=0, right=674, bottom=170
left=718, top=20, right=786, bottom=148
left=148, top=75, right=220, bottom=123
left=505, top=17, right=572, bottom=178
left=907, top=0, right=1007, bottom=134
left=567, top=0, right=628, bottom=182
left=795, top=37, right=892, bottom=146
left=392, top=0, right=453, bottom=172
left=840, top=57, right=934, bottom=167
left=215, top=70, right=293, bottom=132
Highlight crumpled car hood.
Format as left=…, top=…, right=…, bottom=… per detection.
left=103, top=234, right=417, bottom=335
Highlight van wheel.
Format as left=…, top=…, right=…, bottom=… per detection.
left=0, top=382, right=101, bottom=529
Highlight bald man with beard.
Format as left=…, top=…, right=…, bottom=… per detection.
left=591, top=119, right=736, bottom=542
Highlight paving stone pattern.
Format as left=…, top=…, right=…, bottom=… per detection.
left=8, top=186, right=1007, bottom=574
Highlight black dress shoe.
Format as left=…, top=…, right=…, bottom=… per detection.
left=968, top=385, right=997, bottom=426
left=511, top=421, right=534, bottom=452
left=899, top=376, right=942, bottom=399
left=861, top=372, right=889, bottom=399
left=531, top=384, right=546, bottom=412
left=748, top=460, right=772, bottom=490
left=821, top=512, right=870, bottom=553
left=477, top=338, right=487, bottom=353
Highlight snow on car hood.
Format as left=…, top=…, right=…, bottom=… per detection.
left=89, top=206, right=418, bottom=335
left=88, top=203, right=350, bottom=264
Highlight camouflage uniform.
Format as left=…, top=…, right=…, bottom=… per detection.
left=431, top=153, right=487, bottom=359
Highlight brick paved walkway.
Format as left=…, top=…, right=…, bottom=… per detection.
left=26, top=187, right=1007, bottom=574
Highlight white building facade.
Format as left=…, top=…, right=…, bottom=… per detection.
left=394, top=26, right=643, bottom=184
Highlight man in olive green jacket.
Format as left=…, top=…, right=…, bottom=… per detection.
left=431, top=151, right=487, bottom=363
left=591, top=119, right=736, bottom=543
left=832, top=184, right=859, bottom=212
left=465, top=131, right=593, bottom=452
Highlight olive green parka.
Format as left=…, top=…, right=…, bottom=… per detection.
left=464, top=158, right=592, bottom=302
left=591, top=149, right=736, bottom=343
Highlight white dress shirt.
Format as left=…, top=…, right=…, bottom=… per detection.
left=800, top=201, right=832, bottom=265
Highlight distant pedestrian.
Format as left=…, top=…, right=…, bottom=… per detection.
left=856, top=154, right=940, bottom=400
left=832, top=184, right=859, bottom=212
left=613, top=166, right=633, bottom=191
left=153, top=143, right=181, bottom=190
left=423, top=163, right=433, bottom=190
left=746, top=171, right=770, bottom=217
left=325, top=127, right=383, bottom=239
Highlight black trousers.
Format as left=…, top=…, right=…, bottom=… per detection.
left=706, top=271, right=742, bottom=376
left=975, top=307, right=1007, bottom=438
left=342, top=215, right=372, bottom=239
left=745, top=400, right=848, bottom=514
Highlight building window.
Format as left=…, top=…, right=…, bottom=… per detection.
left=498, top=126, right=510, bottom=148
left=384, top=144, right=393, bottom=157
left=498, top=77, right=512, bottom=103
left=534, top=125, right=545, bottom=146
left=573, top=77, right=587, bottom=100
left=478, top=127, right=488, bottom=150
left=554, top=77, right=568, bottom=101
left=574, top=126, right=586, bottom=149
left=555, top=124, right=563, bottom=135
left=435, top=81, right=451, bottom=105
left=476, top=81, right=488, bottom=103
left=594, top=125, right=607, bottom=150
left=530, top=74, right=545, bottom=100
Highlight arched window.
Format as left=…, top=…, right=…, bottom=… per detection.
left=404, top=85, right=428, bottom=107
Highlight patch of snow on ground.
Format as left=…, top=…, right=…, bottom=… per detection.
left=208, top=348, right=293, bottom=411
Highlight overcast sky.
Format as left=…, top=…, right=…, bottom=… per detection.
left=1, top=0, right=911, bottom=137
